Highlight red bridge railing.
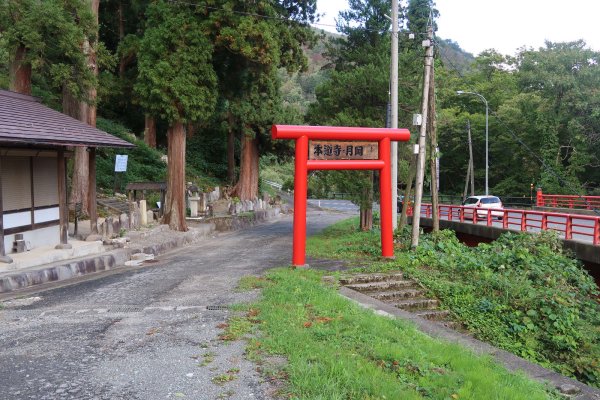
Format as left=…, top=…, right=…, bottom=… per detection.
left=408, top=204, right=600, bottom=246
left=536, top=189, right=600, bottom=210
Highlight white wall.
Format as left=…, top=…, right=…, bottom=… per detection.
left=4, top=225, right=60, bottom=254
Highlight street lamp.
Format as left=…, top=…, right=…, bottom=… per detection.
left=457, top=90, right=489, bottom=195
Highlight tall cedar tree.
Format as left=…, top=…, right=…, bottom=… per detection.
left=208, top=0, right=316, bottom=200
left=0, top=0, right=95, bottom=95
left=1, top=0, right=100, bottom=215
left=98, top=0, right=154, bottom=145
left=65, top=0, right=100, bottom=216
left=308, top=0, right=392, bottom=230
left=135, top=1, right=217, bottom=231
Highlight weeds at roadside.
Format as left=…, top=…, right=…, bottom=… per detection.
left=195, top=352, right=215, bottom=367
left=306, top=218, right=600, bottom=389
left=240, top=267, right=559, bottom=399
left=236, top=276, right=273, bottom=292
left=212, top=369, right=240, bottom=386
left=218, top=316, right=254, bottom=341
left=211, top=373, right=237, bottom=386
left=216, top=390, right=235, bottom=399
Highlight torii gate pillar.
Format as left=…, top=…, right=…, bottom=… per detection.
left=272, top=125, right=411, bottom=266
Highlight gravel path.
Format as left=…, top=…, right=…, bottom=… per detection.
left=0, top=211, right=349, bottom=400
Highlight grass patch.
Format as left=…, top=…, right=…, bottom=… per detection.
left=218, top=316, right=253, bottom=341
left=306, top=218, right=600, bottom=388
left=248, top=267, right=557, bottom=399
left=237, top=275, right=273, bottom=292
left=306, top=217, right=381, bottom=260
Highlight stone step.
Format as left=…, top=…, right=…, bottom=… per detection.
left=442, top=321, right=464, bottom=330
left=345, top=279, right=414, bottom=292
left=393, top=298, right=440, bottom=311
left=372, top=288, right=425, bottom=301
left=339, top=272, right=404, bottom=285
left=415, top=309, right=451, bottom=321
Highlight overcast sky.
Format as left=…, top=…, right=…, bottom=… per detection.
left=315, top=0, right=600, bottom=56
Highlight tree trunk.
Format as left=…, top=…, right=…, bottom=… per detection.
left=186, top=123, right=195, bottom=139
left=359, top=172, right=374, bottom=231
left=360, top=207, right=373, bottom=231
left=70, top=147, right=90, bottom=215
left=233, top=133, right=259, bottom=200
left=62, top=85, right=81, bottom=119
left=84, top=0, right=99, bottom=128
left=399, top=154, right=416, bottom=230
left=144, top=115, right=157, bottom=148
left=66, top=0, right=100, bottom=217
left=227, top=111, right=236, bottom=184
left=118, top=0, right=126, bottom=79
left=63, top=87, right=90, bottom=215
left=9, top=44, right=31, bottom=95
left=162, top=121, right=188, bottom=231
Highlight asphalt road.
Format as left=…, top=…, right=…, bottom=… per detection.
left=0, top=211, right=348, bottom=400
left=307, top=199, right=380, bottom=212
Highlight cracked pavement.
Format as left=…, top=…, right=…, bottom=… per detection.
left=0, top=211, right=348, bottom=400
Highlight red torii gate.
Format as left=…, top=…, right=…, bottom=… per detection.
left=271, top=125, right=411, bottom=266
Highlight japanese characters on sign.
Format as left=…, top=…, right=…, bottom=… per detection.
left=114, top=154, right=128, bottom=172
left=308, top=141, right=378, bottom=160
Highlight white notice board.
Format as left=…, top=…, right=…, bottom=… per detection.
left=115, top=155, right=128, bottom=172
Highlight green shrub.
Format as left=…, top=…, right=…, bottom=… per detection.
left=402, top=230, right=600, bottom=387
left=95, top=118, right=167, bottom=192
left=95, top=118, right=221, bottom=194
left=309, top=219, right=600, bottom=387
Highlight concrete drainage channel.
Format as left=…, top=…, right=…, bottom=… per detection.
left=331, top=271, right=600, bottom=399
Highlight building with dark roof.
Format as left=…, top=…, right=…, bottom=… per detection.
left=0, top=89, right=134, bottom=264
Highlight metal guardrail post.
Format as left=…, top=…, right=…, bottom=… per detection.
left=541, top=214, right=547, bottom=231
left=565, top=217, right=573, bottom=240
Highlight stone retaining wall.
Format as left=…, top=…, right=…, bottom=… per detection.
left=205, top=207, right=282, bottom=232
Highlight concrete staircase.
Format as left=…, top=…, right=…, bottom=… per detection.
left=340, top=272, right=457, bottom=327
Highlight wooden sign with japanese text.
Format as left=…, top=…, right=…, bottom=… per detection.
left=308, top=141, right=378, bottom=160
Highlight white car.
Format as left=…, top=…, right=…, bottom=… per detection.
left=462, top=195, right=504, bottom=220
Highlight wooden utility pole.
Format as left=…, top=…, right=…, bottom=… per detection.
left=428, top=61, right=439, bottom=232
left=463, top=159, right=472, bottom=201
left=390, top=0, right=399, bottom=230
left=410, top=26, right=434, bottom=248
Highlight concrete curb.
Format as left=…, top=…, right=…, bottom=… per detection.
left=339, top=286, right=600, bottom=399
left=0, top=223, right=217, bottom=294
